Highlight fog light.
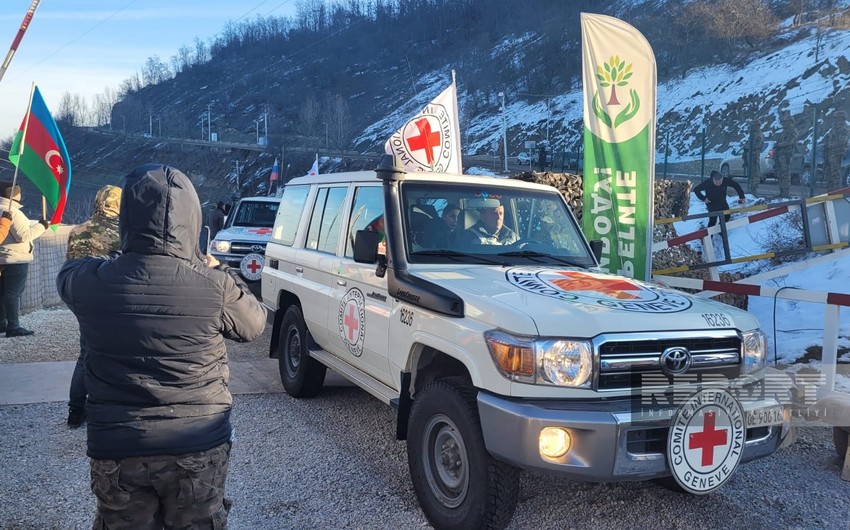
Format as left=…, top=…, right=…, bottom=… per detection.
left=539, top=427, right=571, bottom=459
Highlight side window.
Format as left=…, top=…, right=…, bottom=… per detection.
left=306, top=187, right=347, bottom=253
left=306, top=188, right=328, bottom=251
left=345, top=186, right=384, bottom=258
left=317, top=187, right=347, bottom=253
left=272, top=185, right=309, bottom=246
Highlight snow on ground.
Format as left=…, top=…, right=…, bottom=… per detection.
left=672, top=191, right=850, bottom=390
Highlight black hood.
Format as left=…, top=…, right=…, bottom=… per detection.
left=120, top=163, right=203, bottom=261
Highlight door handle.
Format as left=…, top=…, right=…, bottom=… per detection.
left=295, top=267, right=303, bottom=273
left=336, top=280, right=347, bottom=286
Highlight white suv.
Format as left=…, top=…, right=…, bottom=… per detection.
left=209, top=196, right=279, bottom=281
left=262, top=157, right=789, bottom=529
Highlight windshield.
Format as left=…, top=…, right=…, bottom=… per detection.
left=228, top=200, right=278, bottom=228
left=401, top=182, right=594, bottom=267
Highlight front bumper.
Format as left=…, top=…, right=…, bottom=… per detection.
left=478, top=391, right=788, bottom=481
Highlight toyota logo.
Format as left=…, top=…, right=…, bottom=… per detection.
left=659, top=347, right=692, bottom=376
left=251, top=245, right=264, bottom=252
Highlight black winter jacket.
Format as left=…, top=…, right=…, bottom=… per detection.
left=57, top=164, right=266, bottom=459
left=693, top=177, right=745, bottom=210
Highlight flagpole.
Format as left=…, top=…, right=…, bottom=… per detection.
left=7, top=82, right=37, bottom=208
left=0, top=0, right=41, bottom=84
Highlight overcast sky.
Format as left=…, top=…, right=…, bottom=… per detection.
left=0, top=0, right=297, bottom=139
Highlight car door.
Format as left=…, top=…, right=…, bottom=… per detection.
left=298, top=186, right=349, bottom=349
left=327, top=184, right=392, bottom=386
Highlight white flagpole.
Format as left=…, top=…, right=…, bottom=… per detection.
left=451, top=69, right=463, bottom=174
left=5, top=82, right=37, bottom=210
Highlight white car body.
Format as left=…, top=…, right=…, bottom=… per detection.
left=209, top=196, right=279, bottom=281
left=262, top=163, right=789, bottom=527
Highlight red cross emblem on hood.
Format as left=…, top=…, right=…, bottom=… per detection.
left=550, top=271, right=641, bottom=300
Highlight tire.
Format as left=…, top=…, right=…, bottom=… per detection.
left=834, top=426, right=849, bottom=459
left=277, top=306, right=326, bottom=397
left=720, top=164, right=730, bottom=179
left=654, top=475, right=687, bottom=493
left=407, top=377, right=519, bottom=530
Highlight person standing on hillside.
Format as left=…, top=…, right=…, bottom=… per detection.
left=824, top=110, right=849, bottom=191
left=774, top=111, right=798, bottom=197
left=57, top=164, right=266, bottom=527
left=693, top=170, right=745, bottom=228
left=208, top=201, right=227, bottom=239
left=64, top=185, right=122, bottom=429
left=0, top=182, right=49, bottom=338
left=745, top=119, right=764, bottom=194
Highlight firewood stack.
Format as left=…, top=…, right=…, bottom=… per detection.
left=511, top=171, right=747, bottom=310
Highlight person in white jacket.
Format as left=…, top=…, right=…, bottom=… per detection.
left=0, top=182, right=49, bottom=338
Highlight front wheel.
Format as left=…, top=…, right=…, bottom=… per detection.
left=407, top=377, right=519, bottom=530
left=720, top=164, right=730, bottom=179
left=277, top=306, right=326, bottom=397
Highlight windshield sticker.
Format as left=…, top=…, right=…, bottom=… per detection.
left=506, top=268, right=692, bottom=313
left=338, top=288, right=366, bottom=356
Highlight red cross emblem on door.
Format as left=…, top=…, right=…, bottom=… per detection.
left=343, top=302, right=359, bottom=341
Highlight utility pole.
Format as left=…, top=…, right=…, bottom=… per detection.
left=323, top=122, right=328, bottom=151
left=200, top=114, right=205, bottom=140
left=157, top=116, right=161, bottom=137
left=498, top=91, right=508, bottom=172
left=207, top=104, right=212, bottom=142
left=149, top=110, right=153, bottom=137
left=263, top=106, right=268, bottom=140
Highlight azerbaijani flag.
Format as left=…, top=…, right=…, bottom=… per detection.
left=9, top=85, right=72, bottom=225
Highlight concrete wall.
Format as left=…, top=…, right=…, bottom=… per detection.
left=20, top=226, right=73, bottom=314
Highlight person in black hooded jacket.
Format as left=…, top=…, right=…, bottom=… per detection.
left=57, top=164, right=266, bottom=529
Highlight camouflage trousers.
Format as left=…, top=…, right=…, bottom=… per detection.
left=91, top=442, right=232, bottom=530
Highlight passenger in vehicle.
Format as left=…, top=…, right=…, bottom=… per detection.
left=460, top=199, right=518, bottom=245
left=428, top=204, right=460, bottom=248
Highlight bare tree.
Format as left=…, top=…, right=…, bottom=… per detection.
left=322, top=94, right=351, bottom=149
left=298, top=95, right=320, bottom=145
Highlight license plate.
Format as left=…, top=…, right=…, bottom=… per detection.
left=746, top=406, right=784, bottom=428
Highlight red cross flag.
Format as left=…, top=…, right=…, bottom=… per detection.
left=384, top=72, right=463, bottom=174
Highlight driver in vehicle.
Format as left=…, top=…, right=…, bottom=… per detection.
left=461, top=198, right=519, bottom=245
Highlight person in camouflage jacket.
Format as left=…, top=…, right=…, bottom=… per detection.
left=65, top=185, right=122, bottom=428
left=824, top=111, right=849, bottom=191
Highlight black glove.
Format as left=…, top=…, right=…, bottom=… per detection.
left=1, top=211, right=11, bottom=220
left=39, top=219, right=50, bottom=228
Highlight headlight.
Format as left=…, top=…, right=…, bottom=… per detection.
left=537, top=339, right=593, bottom=387
left=210, top=240, right=231, bottom=253
left=485, top=331, right=592, bottom=387
left=742, top=329, right=767, bottom=373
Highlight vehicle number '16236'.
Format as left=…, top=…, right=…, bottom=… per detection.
left=701, top=313, right=731, bottom=327
left=400, top=308, right=414, bottom=326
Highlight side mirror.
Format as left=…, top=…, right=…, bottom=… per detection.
left=354, top=230, right=380, bottom=264
left=589, top=239, right=603, bottom=262
left=200, top=225, right=211, bottom=254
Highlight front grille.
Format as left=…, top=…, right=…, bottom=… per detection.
left=230, top=241, right=267, bottom=256
left=596, top=332, right=742, bottom=391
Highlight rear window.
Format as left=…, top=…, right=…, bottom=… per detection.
left=272, top=185, right=309, bottom=246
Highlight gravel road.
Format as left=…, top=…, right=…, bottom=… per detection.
left=1, top=308, right=849, bottom=529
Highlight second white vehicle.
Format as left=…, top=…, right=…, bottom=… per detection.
left=209, top=196, right=279, bottom=281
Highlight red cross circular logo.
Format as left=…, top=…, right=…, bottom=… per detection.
left=338, top=288, right=365, bottom=356
left=667, top=388, right=745, bottom=494
left=239, top=252, right=264, bottom=281
left=386, top=104, right=457, bottom=173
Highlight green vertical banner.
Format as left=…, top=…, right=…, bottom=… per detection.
left=580, top=13, right=656, bottom=281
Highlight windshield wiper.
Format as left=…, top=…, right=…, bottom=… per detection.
left=411, top=249, right=505, bottom=266
left=495, top=250, right=589, bottom=268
